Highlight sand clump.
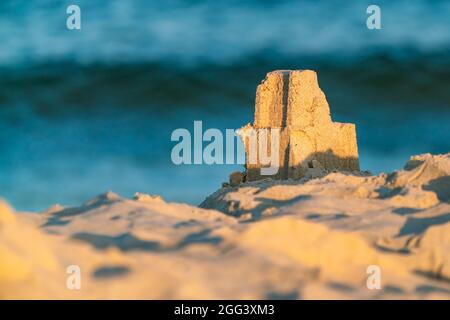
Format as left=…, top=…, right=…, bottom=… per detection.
left=0, top=199, right=60, bottom=295
left=237, top=70, right=359, bottom=182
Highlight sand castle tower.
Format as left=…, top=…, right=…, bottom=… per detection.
left=238, top=70, right=359, bottom=181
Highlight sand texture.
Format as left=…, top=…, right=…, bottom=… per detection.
left=1, top=153, right=449, bottom=299
left=240, top=70, right=359, bottom=181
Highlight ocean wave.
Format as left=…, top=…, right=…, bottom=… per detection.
left=1, top=49, right=449, bottom=114
left=1, top=0, right=450, bottom=66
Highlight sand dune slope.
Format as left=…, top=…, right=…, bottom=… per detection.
left=1, top=153, right=449, bottom=299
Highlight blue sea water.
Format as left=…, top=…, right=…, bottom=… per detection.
left=0, top=0, right=449, bottom=211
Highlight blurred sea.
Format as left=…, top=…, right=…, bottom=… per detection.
left=0, top=0, right=449, bottom=211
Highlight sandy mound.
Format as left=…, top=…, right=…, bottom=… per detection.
left=1, top=153, right=449, bottom=299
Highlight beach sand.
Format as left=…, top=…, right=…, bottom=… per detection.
left=1, top=152, right=449, bottom=299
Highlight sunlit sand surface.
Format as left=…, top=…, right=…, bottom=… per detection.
left=1, top=153, right=449, bottom=299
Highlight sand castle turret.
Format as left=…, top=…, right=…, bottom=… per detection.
left=239, top=70, right=359, bottom=181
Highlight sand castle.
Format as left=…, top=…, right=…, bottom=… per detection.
left=238, top=70, right=359, bottom=181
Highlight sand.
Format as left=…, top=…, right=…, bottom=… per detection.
left=240, top=70, right=359, bottom=181
left=1, top=152, right=449, bottom=299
